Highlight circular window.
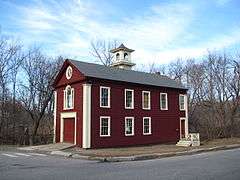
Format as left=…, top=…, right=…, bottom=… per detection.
left=66, top=66, right=73, bottom=80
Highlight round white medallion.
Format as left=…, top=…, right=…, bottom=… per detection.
left=66, top=66, right=73, bottom=80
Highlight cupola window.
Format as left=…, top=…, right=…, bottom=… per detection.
left=116, top=53, right=120, bottom=61
left=124, top=53, right=128, bottom=60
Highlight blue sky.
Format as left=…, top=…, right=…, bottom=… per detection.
left=0, top=0, right=240, bottom=65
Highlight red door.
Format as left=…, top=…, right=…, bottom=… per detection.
left=181, top=119, right=185, bottom=139
left=63, top=118, right=75, bottom=144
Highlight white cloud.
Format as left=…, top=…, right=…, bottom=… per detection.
left=5, top=0, right=240, bottom=65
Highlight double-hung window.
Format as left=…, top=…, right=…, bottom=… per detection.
left=125, top=117, right=134, bottom=136
left=100, top=116, right=110, bottom=137
left=143, top=117, right=151, bottom=135
left=179, top=94, right=186, bottom=110
left=100, top=86, right=110, bottom=108
left=125, top=89, right=134, bottom=109
left=64, top=85, right=74, bottom=109
left=160, top=93, right=168, bottom=110
left=142, top=91, right=151, bottom=110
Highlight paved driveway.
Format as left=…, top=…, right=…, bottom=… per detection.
left=0, top=148, right=240, bottom=180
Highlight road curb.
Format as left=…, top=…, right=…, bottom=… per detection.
left=50, top=150, right=73, bottom=157
left=66, top=144, right=240, bottom=162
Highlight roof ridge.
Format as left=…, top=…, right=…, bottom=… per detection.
left=68, top=59, right=169, bottom=78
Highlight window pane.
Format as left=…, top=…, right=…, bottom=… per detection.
left=125, top=119, right=133, bottom=135
left=161, top=94, right=166, bottom=109
left=180, top=95, right=185, bottom=110
left=101, top=118, right=109, bottom=136
left=144, top=126, right=149, bottom=134
left=143, top=118, right=151, bottom=134
left=144, top=119, right=148, bottom=133
left=143, top=92, right=149, bottom=109
left=66, top=87, right=72, bottom=108
left=144, top=119, right=149, bottom=126
left=126, top=90, right=133, bottom=108
left=101, top=88, right=109, bottom=107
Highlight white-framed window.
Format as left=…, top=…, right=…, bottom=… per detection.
left=143, top=117, right=151, bottom=135
left=66, top=66, right=73, bottom=80
left=100, top=86, right=110, bottom=108
left=64, top=85, right=74, bottom=109
left=142, top=91, right=151, bottom=110
left=125, top=89, right=134, bottom=109
left=100, top=116, right=111, bottom=137
left=160, top=93, right=168, bottom=110
left=125, top=117, right=134, bottom=136
left=179, top=94, right=186, bottom=110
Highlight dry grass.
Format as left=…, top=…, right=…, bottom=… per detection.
left=68, top=138, right=240, bottom=157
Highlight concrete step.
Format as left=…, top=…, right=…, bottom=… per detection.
left=176, top=140, right=192, bottom=147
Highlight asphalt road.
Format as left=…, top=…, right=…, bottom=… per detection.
left=0, top=148, right=240, bottom=180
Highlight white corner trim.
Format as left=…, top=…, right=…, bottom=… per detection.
left=100, top=86, right=110, bottom=108
left=53, top=91, right=57, bottom=143
left=124, top=89, right=134, bottom=109
left=60, top=112, right=77, bottom=145
left=185, top=95, right=189, bottom=136
left=82, top=83, right=92, bottom=148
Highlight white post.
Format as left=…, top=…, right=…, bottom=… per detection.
left=82, top=84, right=92, bottom=148
left=53, top=91, right=57, bottom=143
left=185, top=94, right=189, bottom=137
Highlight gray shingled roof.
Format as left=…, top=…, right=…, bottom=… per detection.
left=69, top=59, right=187, bottom=90
left=110, top=43, right=135, bottom=53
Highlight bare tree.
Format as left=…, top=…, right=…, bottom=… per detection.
left=90, top=40, right=118, bottom=66
left=19, top=48, right=62, bottom=144
left=0, top=34, right=22, bottom=140
left=168, top=58, right=185, bottom=82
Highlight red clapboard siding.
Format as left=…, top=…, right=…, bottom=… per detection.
left=55, top=62, right=85, bottom=147
left=90, top=78, right=187, bottom=148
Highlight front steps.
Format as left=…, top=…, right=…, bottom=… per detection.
left=176, top=133, right=200, bottom=147
left=176, top=139, right=192, bottom=147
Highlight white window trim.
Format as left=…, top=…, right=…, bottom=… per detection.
left=66, top=66, right=73, bottom=80
left=143, top=117, right=152, bottom=135
left=125, top=117, right=134, bottom=136
left=100, top=116, right=111, bottom=137
left=142, top=91, right=151, bottom=110
left=160, top=93, right=168, bottom=110
left=125, top=89, right=134, bottom=109
left=100, top=86, right=110, bottom=108
left=63, top=85, right=74, bottom=110
left=179, top=94, right=186, bottom=111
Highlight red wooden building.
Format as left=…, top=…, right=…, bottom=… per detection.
left=53, top=44, right=188, bottom=148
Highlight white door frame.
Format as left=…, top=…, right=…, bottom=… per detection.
left=60, top=112, right=77, bottom=145
left=180, top=117, right=187, bottom=139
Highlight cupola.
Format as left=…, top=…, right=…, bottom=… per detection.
left=110, top=44, right=136, bottom=70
